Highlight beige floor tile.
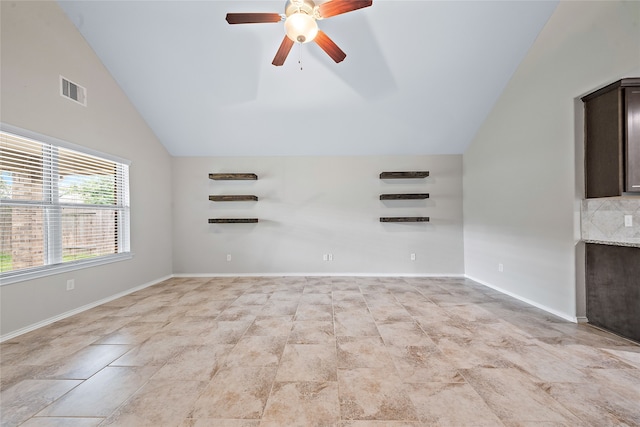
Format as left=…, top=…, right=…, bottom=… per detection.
left=183, top=299, right=233, bottom=317
left=303, top=284, right=333, bottom=294
left=259, top=300, right=300, bottom=317
left=0, top=379, right=81, bottom=426
left=175, top=290, right=217, bottom=306
left=334, top=312, right=379, bottom=337
left=337, top=336, right=394, bottom=369
left=338, top=368, right=418, bottom=421
left=535, top=339, right=636, bottom=369
left=289, top=321, right=335, bottom=344
left=377, top=322, right=435, bottom=347
left=190, top=367, right=277, bottom=419
left=402, top=303, right=452, bottom=322
left=19, top=417, right=104, bottom=427
left=261, top=381, right=340, bottom=427
left=444, top=303, right=503, bottom=324
left=4, top=276, right=639, bottom=426
left=432, top=337, right=514, bottom=370
left=0, top=364, right=47, bottom=392
left=332, top=291, right=365, bottom=303
left=231, top=293, right=271, bottom=306
left=245, top=316, right=294, bottom=336
left=496, top=344, right=590, bottom=383
left=339, top=422, right=422, bottom=427
left=387, top=345, right=464, bottom=383
left=300, top=293, right=333, bottom=305
left=601, top=346, right=640, bottom=369
left=36, top=344, right=131, bottom=380
left=500, top=422, right=572, bottom=427
left=100, top=379, right=206, bottom=426
left=406, top=382, right=504, bottom=426
left=36, top=366, right=158, bottom=417
left=363, top=293, right=401, bottom=306
left=3, top=335, right=100, bottom=366
left=542, top=380, right=640, bottom=426
left=461, top=368, right=582, bottom=423
left=369, top=305, right=415, bottom=323
left=181, top=420, right=260, bottom=427
left=110, top=334, right=191, bottom=366
left=415, top=318, right=475, bottom=342
left=270, top=290, right=303, bottom=301
left=198, top=320, right=253, bottom=344
left=93, top=321, right=168, bottom=345
left=217, top=305, right=264, bottom=321
left=277, top=344, right=337, bottom=382
left=224, top=336, right=287, bottom=368
left=391, top=291, right=430, bottom=305
left=295, top=303, right=334, bottom=321
left=55, top=315, right=139, bottom=337
left=584, top=367, right=640, bottom=401
left=152, top=344, right=234, bottom=381
left=161, top=316, right=220, bottom=336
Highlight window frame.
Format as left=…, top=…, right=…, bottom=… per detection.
left=0, top=123, right=133, bottom=285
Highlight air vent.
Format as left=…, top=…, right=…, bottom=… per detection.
left=60, top=76, right=86, bottom=106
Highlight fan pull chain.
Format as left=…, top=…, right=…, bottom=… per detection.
left=298, top=43, right=303, bottom=71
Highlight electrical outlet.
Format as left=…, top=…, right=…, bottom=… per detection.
left=66, top=279, right=75, bottom=291
left=328, top=253, right=333, bottom=261
left=226, top=254, right=232, bottom=262
left=498, top=263, right=504, bottom=273
left=323, top=254, right=328, bottom=261
left=624, top=215, right=633, bottom=227
left=410, top=253, right=416, bottom=261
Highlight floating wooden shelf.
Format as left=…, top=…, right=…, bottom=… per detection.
left=380, top=193, right=429, bottom=200
left=208, top=218, right=259, bottom=224
left=379, top=171, right=429, bottom=179
left=380, top=217, right=430, bottom=223
left=209, top=195, right=258, bottom=202
left=209, top=173, right=258, bottom=180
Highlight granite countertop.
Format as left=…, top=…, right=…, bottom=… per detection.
left=583, top=239, right=640, bottom=248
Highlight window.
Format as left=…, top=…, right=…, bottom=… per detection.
left=0, top=125, right=130, bottom=284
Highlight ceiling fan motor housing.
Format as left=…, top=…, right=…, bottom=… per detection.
left=285, top=0, right=317, bottom=17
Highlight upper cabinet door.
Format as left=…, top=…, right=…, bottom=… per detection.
left=582, top=78, right=640, bottom=198
left=626, top=87, right=640, bottom=193
left=584, top=88, right=624, bottom=198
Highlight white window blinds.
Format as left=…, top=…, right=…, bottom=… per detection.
left=0, top=128, right=130, bottom=281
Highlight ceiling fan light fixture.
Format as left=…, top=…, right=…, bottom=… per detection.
left=284, top=12, right=318, bottom=43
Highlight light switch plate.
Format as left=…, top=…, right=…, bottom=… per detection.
left=625, top=215, right=633, bottom=227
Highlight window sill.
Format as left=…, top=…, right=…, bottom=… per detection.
left=0, top=253, right=134, bottom=286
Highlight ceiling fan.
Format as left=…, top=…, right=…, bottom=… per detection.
left=225, top=0, right=373, bottom=66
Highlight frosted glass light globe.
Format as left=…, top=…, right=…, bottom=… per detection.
left=284, top=13, right=318, bottom=43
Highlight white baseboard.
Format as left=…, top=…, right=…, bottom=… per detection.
left=465, top=275, right=579, bottom=323
left=0, top=274, right=173, bottom=343
left=173, top=273, right=466, bottom=278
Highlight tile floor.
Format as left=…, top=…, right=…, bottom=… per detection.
left=1, top=276, right=639, bottom=426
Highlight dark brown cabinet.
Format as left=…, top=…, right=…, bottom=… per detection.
left=586, top=243, right=640, bottom=342
left=582, top=78, right=640, bottom=198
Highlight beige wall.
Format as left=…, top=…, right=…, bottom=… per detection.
left=0, top=0, right=173, bottom=337
left=173, top=155, right=464, bottom=276
left=463, top=1, right=640, bottom=320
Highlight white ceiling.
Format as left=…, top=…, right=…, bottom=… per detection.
left=57, top=0, right=558, bottom=157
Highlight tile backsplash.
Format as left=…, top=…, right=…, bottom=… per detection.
left=581, top=197, right=640, bottom=246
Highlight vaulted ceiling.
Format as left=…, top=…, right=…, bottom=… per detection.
left=57, top=0, right=558, bottom=157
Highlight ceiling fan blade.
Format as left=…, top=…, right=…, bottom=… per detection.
left=225, top=13, right=282, bottom=24
left=317, top=0, right=372, bottom=18
left=314, top=31, right=346, bottom=63
left=272, top=36, right=294, bottom=66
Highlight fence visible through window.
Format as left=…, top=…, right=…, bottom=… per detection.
left=0, top=128, right=130, bottom=278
